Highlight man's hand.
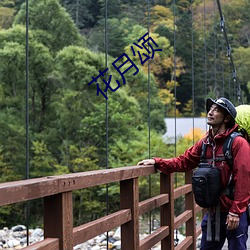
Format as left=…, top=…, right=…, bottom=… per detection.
left=226, top=213, right=240, bottom=230
left=137, top=159, right=155, bottom=166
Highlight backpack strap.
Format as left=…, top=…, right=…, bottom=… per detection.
left=223, top=131, right=242, bottom=169
left=200, top=142, right=208, bottom=163
left=223, top=132, right=242, bottom=200
left=201, top=141, right=226, bottom=163
left=201, top=131, right=242, bottom=166
left=200, top=141, right=221, bottom=242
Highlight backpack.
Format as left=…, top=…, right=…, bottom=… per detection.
left=192, top=131, right=241, bottom=208
left=235, top=105, right=250, bottom=142
left=192, top=162, right=221, bottom=208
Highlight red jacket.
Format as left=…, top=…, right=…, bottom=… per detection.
left=154, top=124, right=250, bottom=216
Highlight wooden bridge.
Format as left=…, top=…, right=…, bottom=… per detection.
left=0, top=165, right=204, bottom=250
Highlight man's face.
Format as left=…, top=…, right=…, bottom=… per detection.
left=207, top=104, right=226, bottom=127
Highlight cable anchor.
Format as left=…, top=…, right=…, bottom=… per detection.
left=227, top=45, right=231, bottom=58
left=220, top=15, right=225, bottom=32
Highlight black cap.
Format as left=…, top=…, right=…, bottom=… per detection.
left=206, top=97, right=237, bottom=119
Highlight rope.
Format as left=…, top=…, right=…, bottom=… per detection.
left=25, top=0, right=30, bottom=245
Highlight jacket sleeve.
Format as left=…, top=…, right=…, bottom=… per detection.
left=153, top=140, right=203, bottom=174
left=229, top=136, right=250, bottom=215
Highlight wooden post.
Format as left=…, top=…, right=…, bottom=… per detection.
left=161, top=173, right=174, bottom=250
left=44, top=192, right=73, bottom=250
left=185, top=171, right=196, bottom=250
left=120, top=178, right=139, bottom=250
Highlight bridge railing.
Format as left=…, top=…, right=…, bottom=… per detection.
left=0, top=165, right=203, bottom=250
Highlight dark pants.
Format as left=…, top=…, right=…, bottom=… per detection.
left=200, top=211, right=249, bottom=250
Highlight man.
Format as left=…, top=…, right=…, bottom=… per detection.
left=138, top=97, right=250, bottom=250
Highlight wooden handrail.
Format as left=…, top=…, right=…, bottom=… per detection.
left=0, top=165, right=155, bottom=206
left=0, top=165, right=203, bottom=250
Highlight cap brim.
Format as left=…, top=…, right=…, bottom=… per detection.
left=206, top=98, right=215, bottom=113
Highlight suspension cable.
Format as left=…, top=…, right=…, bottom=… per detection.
left=173, top=1, right=177, bottom=156
left=203, top=0, right=207, bottom=98
left=218, top=33, right=225, bottom=96
left=25, top=0, right=29, bottom=181
left=172, top=0, right=179, bottom=245
left=147, top=0, right=152, bottom=234
left=191, top=0, right=195, bottom=144
left=216, top=0, right=242, bottom=104
left=104, top=0, right=109, bottom=248
left=213, top=0, right=217, bottom=94
left=25, top=0, right=30, bottom=245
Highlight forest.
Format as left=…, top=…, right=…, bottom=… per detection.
left=0, top=0, right=249, bottom=228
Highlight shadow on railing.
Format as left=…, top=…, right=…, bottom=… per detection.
left=0, top=165, right=204, bottom=250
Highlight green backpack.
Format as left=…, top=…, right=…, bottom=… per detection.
left=235, top=105, right=250, bottom=142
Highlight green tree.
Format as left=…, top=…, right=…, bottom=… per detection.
left=234, top=46, right=250, bottom=102
left=0, top=38, right=27, bottom=180
left=30, top=141, right=57, bottom=177
left=0, top=24, right=56, bottom=135
left=14, top=0, right=84, bottom=52
left=0, top=7, right=15, bottom=29
left=61, top=0, right=102, bottom=29
left=0, top=25, right=56, bottom=132
left=0, top=112, right=26, bottom=181
left=86, top=17, right=135, bottom=58
left=50, top=45, right=144, bottom=166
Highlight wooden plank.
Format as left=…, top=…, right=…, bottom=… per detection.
left=22, top=238, right=59, bottom=250
left=175, top=236, right=193, bottom=250
left=139, top=194, right=169, bottom=215
left=174, top=210, right=192, bottom=229
left=44, top=192, right=73, bottom=250
left=174, top=184, right=192, bottom=199
left=120, top=178, right=140, bottom=250
left=139, top=226, right=169, bottom=250
left=161, top=173, right=174, bottom=250
left=185, top=171, right=196, bottom=250
left=195, top=204, right=203, bottom=213
left=0, top=177, right=59, bottom=206
left=73, top=209, right=131, bottom=245
left=196, top=226, right=202, bottom=237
